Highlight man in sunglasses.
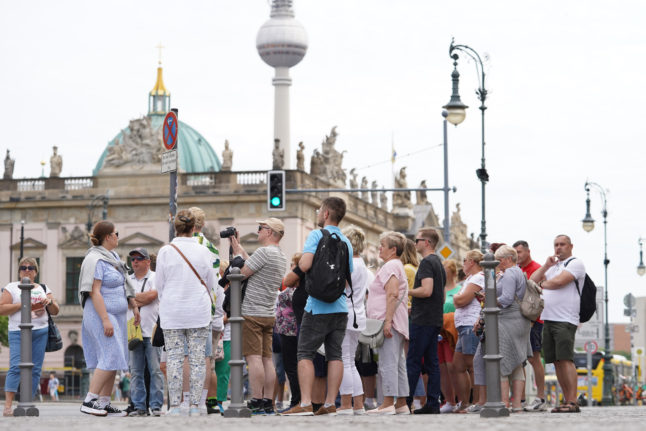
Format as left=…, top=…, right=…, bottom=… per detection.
left=230, top=218, right=287, bottom=414
left=126, top=248, right=164, bottom=417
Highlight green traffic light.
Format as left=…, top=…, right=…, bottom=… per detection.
left=271, top=196, right=282, bottom=207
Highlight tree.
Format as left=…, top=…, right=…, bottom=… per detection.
left=0, top=315, right=8, bottom=350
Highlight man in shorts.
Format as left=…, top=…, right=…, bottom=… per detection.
left=231, top=218, right=287, bottom=415
left=530, top=235, right=585, bottom=413
left=282, top=197, right=353, bottom=416
left=514, top=240, right=546, bottom=411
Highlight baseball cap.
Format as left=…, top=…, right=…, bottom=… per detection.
left=128, top=247, right=150, bottom=259
left=256, top=218, right=285, bottom=236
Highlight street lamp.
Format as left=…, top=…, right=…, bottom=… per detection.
left=581, top=180, right=613, bottom=405
left=86, top=195, right=110, bottom=240
left=638, top=238, right=646, bottom=276
left=443, top=38, right=489, bottom=252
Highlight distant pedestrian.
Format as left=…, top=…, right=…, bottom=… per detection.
left=0, top=258, right=59, bottom=416
left=530, top=235, right=585, bottom=414
left=48, top=373, right=60, bottom=401
left=79, top=221, right=139, bottom=417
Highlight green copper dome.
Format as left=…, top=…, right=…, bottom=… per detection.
left=93, top=115, right=221, bottom=175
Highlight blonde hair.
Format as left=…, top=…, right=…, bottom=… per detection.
left=18, top=257, right=39, bottom=273
left=379, top=231, right=406, bottom=257
left=465, top=249, right=484, bottom=266
left=342, top=226, right=366, bottom=255
left=494, top=245, right=518, bottom=263
left=443, top=258, right=458, bottom=281
left=219, top=260, right=230, bottom=278
left=400, top=239, right=420, bottom=267
left=189, top=207, right=206, bottom=230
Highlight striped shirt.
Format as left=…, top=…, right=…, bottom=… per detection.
left=241, top=245, right=287, bottom=318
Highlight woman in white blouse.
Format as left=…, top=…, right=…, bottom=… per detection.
left=155, top=209, right=217, bottom=416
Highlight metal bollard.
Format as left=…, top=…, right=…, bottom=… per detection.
left=223, top=268, right=251, bottom=418
left=479, top=253, right=509, bottom=418
left=13, top=277, right=39, bottom=417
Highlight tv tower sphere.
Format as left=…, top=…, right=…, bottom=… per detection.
left=256, top=0, right=308, bottom=68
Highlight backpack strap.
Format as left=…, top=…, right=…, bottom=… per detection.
left=563, top=257, right=581, bottom=296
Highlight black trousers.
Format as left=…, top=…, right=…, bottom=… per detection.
left=280, top=334, right=300, bottom=407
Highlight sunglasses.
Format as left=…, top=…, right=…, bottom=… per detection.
left=415, top=238, right=427, bottom=244
left=114, top=231, right=119, bottom=238
left=131, top=256, right=146, bottom=262
left=258, top=225, right=271, bottom=233
left=19, top=265, right=37, bottom=271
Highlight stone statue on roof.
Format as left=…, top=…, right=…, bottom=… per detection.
left=272, top=139, right=284, bottom=170
left=221, top=140, right=233, bottom=171
left=349, top=168, right=359, bottom=196
left=314, top=126, right=346, bottom=186
left=296, top=141, right=305, bottom=171
left=104, top=116, right=162, bottom=169
left=361, top=176, right=369, bottom=201
left=371, top=180, right=379, bottom=205
left=4, top=149, right=15, bottom=180
left=416, top=180, right=428, bottom=205
left=380, top=187, right=388, bottom=210
left=50, top=146, right=62, bottom=178
left=393, top=167, right=412, bottom=209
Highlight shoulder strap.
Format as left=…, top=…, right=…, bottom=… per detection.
left=140, top=278, right=148, bottom=293
left=170, top=243, right=214, bottom=306
left=562, top=257, right=581, bottom=295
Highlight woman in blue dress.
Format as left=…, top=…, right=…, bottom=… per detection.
left=78, top=221, right=139, bottom=416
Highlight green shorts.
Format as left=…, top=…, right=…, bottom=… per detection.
left=542, top=320, right=577, bottom=363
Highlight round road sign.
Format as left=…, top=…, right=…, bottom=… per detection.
left=584, top=340, right=598, bottom=354
left=163, top=111, right=178, bottom=150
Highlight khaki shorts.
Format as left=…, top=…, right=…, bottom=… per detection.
left=542, top=320, right=577, bottom=363
left=242, top=315, right=275, bottom=358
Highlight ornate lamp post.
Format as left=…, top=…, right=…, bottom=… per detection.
left=443, top=38, right=489, bottom=253
left=86, top=195, right=110, bottom=239
left=637, top=238, right=645, bottom=276
left=581, top=180, right=613, bottom=405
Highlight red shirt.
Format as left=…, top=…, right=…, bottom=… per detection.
left=521, top=260, right=543, bottom=323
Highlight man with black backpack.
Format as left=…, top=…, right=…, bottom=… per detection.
left=282, top=197, right=353, bottom=416
left=530, top=234, right=586, bottom=413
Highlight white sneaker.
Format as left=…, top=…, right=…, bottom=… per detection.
left=353, top=408, right=366, bottom=415
left=452, top=402, right=462, bottom=413
left=440, top=403, right=455, bottom=413
left=523, top=398, right=546, bottom=412
left=336, top=408, right=354, bottom=416
left=466, top=404, right=483, bottom=414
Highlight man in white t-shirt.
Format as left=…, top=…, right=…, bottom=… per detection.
left=530, top=235, right=585, bottom=413
left=126, top=247, right=164, bottom=417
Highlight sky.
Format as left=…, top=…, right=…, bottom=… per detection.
left=1, top=0, right=645, bottom=323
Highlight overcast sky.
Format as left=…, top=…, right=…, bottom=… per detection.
left=1, top=0, right=645, bottom=323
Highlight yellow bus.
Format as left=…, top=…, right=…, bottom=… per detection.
left=574, top=351, right=639, bottom=405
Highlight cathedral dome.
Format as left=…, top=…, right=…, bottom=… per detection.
left=93, top=65, right=221, bottom=175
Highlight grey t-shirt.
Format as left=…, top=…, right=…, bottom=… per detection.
left=241, top=245, right=287, bottom=317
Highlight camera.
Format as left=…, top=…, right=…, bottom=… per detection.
left=220, top=226, right=237, bottom=239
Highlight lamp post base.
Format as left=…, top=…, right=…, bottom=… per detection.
left=12, top=405, right=39, bottom=417
left=480, top=402, right=509, bottom=418
left=223, top=404, right=252, bottom=418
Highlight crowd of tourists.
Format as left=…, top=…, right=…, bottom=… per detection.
left=1, top=196, right=587, bottom=417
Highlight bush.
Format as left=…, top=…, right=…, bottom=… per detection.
left=0, top=315, right=8, bottom=350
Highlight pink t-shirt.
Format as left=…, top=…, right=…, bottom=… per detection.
left=366, top=259, right=409, bottom=340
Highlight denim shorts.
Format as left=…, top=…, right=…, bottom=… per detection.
left=455, top=325, right=479, bottom=355
left=530, top=322, right=544, bottom=352
left=297, top=312, right=347, bottom=362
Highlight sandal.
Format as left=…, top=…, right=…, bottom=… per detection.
left=3, top=407, right=12, bottom=417
left=551, top=402, right=580, bottom=413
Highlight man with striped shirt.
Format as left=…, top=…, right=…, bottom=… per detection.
left=230, top=218, right=287, bottom=414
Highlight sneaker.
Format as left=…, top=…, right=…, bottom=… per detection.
left=524, top=398, right=547, bottom=412
left=124, top=405, right=136, bottom=416
left=167, top=407, right=183, bottom=416
left=353, top=408, right=366, bottom=415
left=104, top=404, right=127, bottom=417
left=262, top=398, right=275, bottom=415
left=206, top=405, right=220, bottom=415
left=151, top=408, right=162, bottom=417
left=336, top=408, right=354, bottom=416
left=395, top=405, right=410, bottom=415
left=127, top=409, right=148, bottom=417
left=80, top=399, right=107, bottom=417
left=189, top=406, right=202, bottom=417
left=413, top=404, right=440, bottom=414
left=246, top=398, right=265, bottom=415
left=366, top=405, right=395, bottom=415
left=466, top=404, right=483, bottom=414
left=440, top=403, right=455, bottom=413
left=314, top=405, right=336, bottom=416
left=280, top=404, right=314, bottom=416
left=452, top=402, right=463, bottom=413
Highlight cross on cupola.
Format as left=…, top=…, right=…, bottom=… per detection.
left=148, top=42, right=171, bottom=115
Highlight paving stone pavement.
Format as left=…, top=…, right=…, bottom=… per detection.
left=3, top=403, right=646, bottom=431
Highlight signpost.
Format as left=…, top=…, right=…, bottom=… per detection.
left=438, top=244, right=454, bottom=260
left=163, top=109, right=178, bottom=241
left=585, top=340, right=598, bottom=405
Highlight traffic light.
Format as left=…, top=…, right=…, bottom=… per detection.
left=267, top=170, right=285, bottom=211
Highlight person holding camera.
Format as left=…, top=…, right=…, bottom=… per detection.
left=229, top=218, right=287, bottom=415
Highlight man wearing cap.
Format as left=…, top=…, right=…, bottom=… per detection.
left=230, top=218, right=287, bottom=414
left=127, top=248, right=164, bottom=417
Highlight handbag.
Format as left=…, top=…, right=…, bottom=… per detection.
left=45, top=309, right=63, bottom=352
left=170, top=244, right=215, bottom=315
left=358, top=291, right=407, bottom=349
left=151, top=316, right=165, bottom=347
left=127, top=317, right=143, bottom=351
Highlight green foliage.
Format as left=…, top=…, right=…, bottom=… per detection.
left=0, top=315, right=8, bottom=349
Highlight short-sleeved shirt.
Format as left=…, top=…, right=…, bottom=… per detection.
left=411, top=254, right=445, bottom=327
left=3, top=282, right=50, bottom=331
left=454, top=272, right=485, bottom=327
left=127, top=271, right=158, bottom=337
left=242, top=245, right=287, bottom=318
left=542, top=257, right=586, bottom=326
left=443, top=284, right=462, bottom=314
left=366, top=259, right=409, bottom=339
left=303, top=226, right=354, bottom=315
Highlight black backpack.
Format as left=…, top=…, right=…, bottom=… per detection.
left=564, top=258, right=597, bottom=323
left=305, top=229, right=352, bottom=303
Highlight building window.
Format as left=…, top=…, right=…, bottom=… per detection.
left=66, top=257, right=83, bottom=304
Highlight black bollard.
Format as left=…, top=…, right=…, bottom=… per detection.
left=223, top=268, right=252, bottom=418
left=13, top=277, right=39, bottom=417
left=479, top=253, right=509, bottom=418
